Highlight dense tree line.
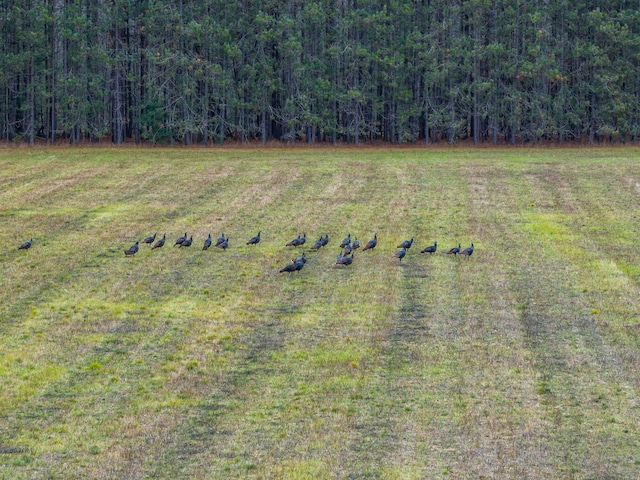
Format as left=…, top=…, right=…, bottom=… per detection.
left=2, top=0, right=640, bottom=145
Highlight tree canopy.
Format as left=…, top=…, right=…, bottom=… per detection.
left=2, top=0, right=640, bottom=145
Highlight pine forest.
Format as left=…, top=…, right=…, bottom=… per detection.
left=2, top=0, right=640, bottom=145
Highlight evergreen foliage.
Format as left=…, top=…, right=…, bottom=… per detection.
left=2, top=0, right=639, bottom=145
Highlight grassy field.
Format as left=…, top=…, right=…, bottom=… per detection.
left=0, top=147, right=639, bottom=479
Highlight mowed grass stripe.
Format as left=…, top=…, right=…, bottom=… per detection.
left=137, top=159, right=406, bottom=478
left=507, top=162, right=640, bottom=478
left=0, top=148, right=639, bottom=479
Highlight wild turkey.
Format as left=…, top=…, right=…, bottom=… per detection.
left=447, top=244, right=461, bottom=256
left=338, top=252, right=354, bottom=266
left=352, top=238, right=360, bottom=250
left=362, top=234, right=377, bottom=251
left=321, top=232, right=329, bottom=247
left=298, top=233, right=306, bottom=246
left=459, top=243, right=474, bottom=258
left=340, top=233, right=351, bottom=248
left=280, top=259, right=305, bottom=273
left=293, top=251, right=307, bottom=264
left=397, top=237, right=414, bottom=249
left=18, top=238, right=33, bottom=250
left=174, top=232, right=187, bottom=247
left=152, top=234, right=166, bottom=250
left=203, top=233, right=212, bottom=250
left=125, top=240, right=139, bottom=256
left=335, top=250, right=344, bottom=264
left=180, top=236, right=193, bottom=247
left=215, top=232, right=226, bottom=247
left=286, top=233, right=301, bottom=247
left=143, top=232, right=157, bottom=245
left=279, top=261, right=297, bottom=273
left=246, top=231, right=261, bottom=245
left=421, top=241, right=437, bottom=254
left=216, top=237, right=229, bottom=250
left=393, top=248, right=406, bottom=262
left=344, top=243, right=353, bottom=255
left=310, top=235, right=324, bottom=250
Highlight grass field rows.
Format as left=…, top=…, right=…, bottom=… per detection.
left=0, top=148, right=639, bottom=479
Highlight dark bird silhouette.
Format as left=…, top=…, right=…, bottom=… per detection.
left=459, top=243, right=474, bottom=258
left=216, top=237, right=229, bottom=250
left=310, top=235, right=324, bottom=250
left=340, top=233, right=351, bottom=248
left=152, top=234, right=166, bottom=250
left=125, top=241, right=139, bottom=256
left=286, top=233, right=301, bottom=247
left=280, top=259, right=305, bottom=273
left=321, top=232, right=329, bottom=247
left=352, top=238, right=360, bottom=250
left=174, top=232, right=187, bottom=247
left=344, top=243, right=353, bottom=255
left=362, top=234, right=377, bottom=251
left=180, top=236, right=193, bottom=247
left=337, top=252, right=354, bottom=266
left=394, top=248, right=406, bottom=262
left=447, top=244, right=461, bottom=256
left=336, top=250, right=344, bottom=264
left=246, top=231, right=261, bottom=245
left=397, top=237, right=414, bottom=249
left=143, top=232, right=157, bottom=245
left=216, top=232, right=226, bottom=247
left=293, top=251, right=307, bottom=264
left=18, top=238, right=33, bottom=250
left=421, top=241, right=437, bottom=254
left=298, top=232, right=306, bottom=246
left=279, top=262, right=297, bottom=273
left=203, top=233, right=212, bottom=250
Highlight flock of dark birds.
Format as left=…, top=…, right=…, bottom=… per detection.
left=17, top=233, right=474, bottom=273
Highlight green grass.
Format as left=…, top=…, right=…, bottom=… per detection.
left=0, top=147, right=639, bottom=479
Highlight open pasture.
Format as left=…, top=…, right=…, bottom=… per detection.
left=0, top=147, right=639, bottom=479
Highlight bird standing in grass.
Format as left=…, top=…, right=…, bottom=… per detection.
left=352, top=238, right=360, bottom=250
left=362, top=234, right=377, bottom=251
left=310, top=235, right=324, bottom=250
left=394, top=248, right=406, bottom=262
left=203, top=233, right=212, bottom=250
left=180, top=236, right=193, bottom=247
left=293, top=251, right=307, bottom=264
left=321, top=232, right=329, bottom=247
left=340, top=233, right=351, bottom=248
left=337, top=252, right=354, bottom=266
left=280, top=258, right=305, bottom=273
left=18, top=238, right=33, bottom=250
left=152, top=234, right=166, bottom=250
left=246, top=231, right=261, bottom=246
left=216, top=236, right=229, bottom=250
left=143, top=232, right=157, bottom=245
left=286, top=233, right=301, bottom=247
left=174, top=232, right=187, bottom=247
left=459, top=243, right=474, bottom=258
left=216, top=232, right=226, bottom=247
left=447, top=244, right=461, bottom=256
left=125, top=241, right=139, bottom=256
left=421, top=241, right=437, bottom=254
left=397, top=237, right=414, bottom=249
